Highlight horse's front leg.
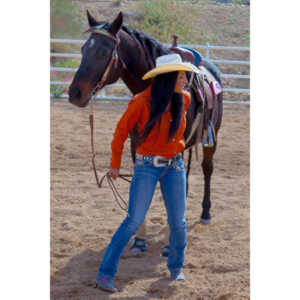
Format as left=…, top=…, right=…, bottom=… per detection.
left=200, top=143, right=216, bottom=224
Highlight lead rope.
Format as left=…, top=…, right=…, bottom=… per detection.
left=85, top=26, right=132, bottom=215
left=89, top=97, right=132, bottom=215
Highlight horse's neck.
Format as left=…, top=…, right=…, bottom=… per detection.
left=120, top=67, right=148, bottom=94
left=118, top=31, right=149, bottom=94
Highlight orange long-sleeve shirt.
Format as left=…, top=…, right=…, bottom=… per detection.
left=110, top=85, right=191, bottom=169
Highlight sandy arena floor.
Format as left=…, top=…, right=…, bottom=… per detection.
left=50, top=99, right=249, bottom=300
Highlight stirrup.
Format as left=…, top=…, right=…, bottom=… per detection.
left=130, top=237, right=147, bottom=253
left=202, top=125, right=214, bottom=148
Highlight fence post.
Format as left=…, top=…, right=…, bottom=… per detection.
left=205, top=42, right=210, bottom=59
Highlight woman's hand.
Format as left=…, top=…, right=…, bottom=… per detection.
left=108, top=168, right=119, bottom=180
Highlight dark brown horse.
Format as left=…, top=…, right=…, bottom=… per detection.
left=69, top=11, right=223, bottom=225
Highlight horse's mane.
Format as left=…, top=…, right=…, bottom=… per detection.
left=121, top=24, right=171, bottom=70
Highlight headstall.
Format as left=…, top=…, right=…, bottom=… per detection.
left=86, top=25, right=131, bottom=210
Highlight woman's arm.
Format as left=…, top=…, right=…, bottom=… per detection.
left=110, top=96, right=145, bottom=170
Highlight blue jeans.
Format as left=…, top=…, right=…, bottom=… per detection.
left=96, top=155, right=187, bottom=281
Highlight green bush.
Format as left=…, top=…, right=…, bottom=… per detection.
left=51, top=0, right=84, bottom=53
left=50, top=85, right=65, bottom=98
left=52, top=58, right=79, bottom=69
left=50, top=58, right=77, bottom=98
left=51, top=0, right=83, bottom=38
left=131, top=0, right=194, bottom=43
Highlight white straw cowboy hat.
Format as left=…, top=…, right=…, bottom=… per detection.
left=142, top=53, right=200, bottom=80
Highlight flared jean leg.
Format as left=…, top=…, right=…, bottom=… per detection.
left=159, top=160, right=187, bottom=273
left=97, top=162, right=160, bottom=280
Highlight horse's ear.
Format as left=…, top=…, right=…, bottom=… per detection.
left=87, top=10, right=98, bottom=27
left=108, top=12, right=123, bottom=36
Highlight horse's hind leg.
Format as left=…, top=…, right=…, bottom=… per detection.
left=200, top=143, right=217, bottom=224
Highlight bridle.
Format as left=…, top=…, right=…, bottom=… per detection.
left=85, top=25, right=131, bottom=214
left=85, top=25, right=124, bottom=96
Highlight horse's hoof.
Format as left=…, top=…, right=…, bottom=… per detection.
left=130, top=237, right=147, bottom=254
left=200, top=218, right=211, bottom=225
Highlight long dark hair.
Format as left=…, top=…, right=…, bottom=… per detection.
left=138, top=71, right=183, bottom=145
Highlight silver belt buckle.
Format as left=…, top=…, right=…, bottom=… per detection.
left=153, top=156, right=170, bottom=167
left=136, top=153, right=144, bottom=160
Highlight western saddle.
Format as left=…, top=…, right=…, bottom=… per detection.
left=169, top=36, right=222, bottom=153
left=169, top=35, right=202, bottom=66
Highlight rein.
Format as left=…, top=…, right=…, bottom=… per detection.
left=87, top=25, right=132, bottom=213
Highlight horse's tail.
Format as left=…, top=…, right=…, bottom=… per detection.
left=201, top=58, right=222, bottom=85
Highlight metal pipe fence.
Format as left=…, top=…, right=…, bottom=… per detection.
left=50, top=38, right=250, bottom=103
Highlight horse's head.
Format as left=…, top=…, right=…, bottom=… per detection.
left=68, top=11, right=123, bottom=107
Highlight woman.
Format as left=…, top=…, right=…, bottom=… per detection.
left=94, top=54, right=200, bottom=293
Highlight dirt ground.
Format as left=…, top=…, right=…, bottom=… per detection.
left=50, top=99, right=249, bottom=300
